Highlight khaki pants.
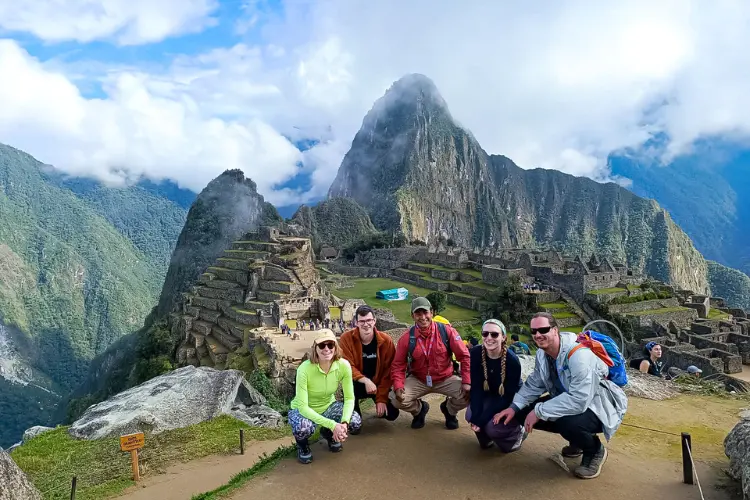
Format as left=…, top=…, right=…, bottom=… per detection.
left=389, top=375, right=469, bottom=416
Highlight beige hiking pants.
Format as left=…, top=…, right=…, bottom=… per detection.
left=389, top=375, right=469, bottom=416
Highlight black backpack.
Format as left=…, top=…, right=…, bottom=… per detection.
left=407, top=322, right=453, bottom=375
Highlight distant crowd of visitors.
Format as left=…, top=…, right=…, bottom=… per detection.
left=286, top=298, right=629, bottom=480
left=280, top=317, right=349, bottom=337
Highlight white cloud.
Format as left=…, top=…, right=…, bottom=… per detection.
left=3, top=1, right=750, bottom=207
left=0, top=0, right=218, bottom=45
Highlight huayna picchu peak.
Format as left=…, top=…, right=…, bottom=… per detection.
left=328, top=74, right=750, bottom=309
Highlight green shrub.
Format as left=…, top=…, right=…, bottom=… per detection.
left=426, top=292, right=447, bottom=314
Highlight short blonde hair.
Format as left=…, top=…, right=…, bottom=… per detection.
left=310, top=339, right=341, bottom=364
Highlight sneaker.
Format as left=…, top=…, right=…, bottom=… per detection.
left=296, top=439, right=312, bottom=464
left=440, top=400, right=459, bottom=430
left=574, top=445, right=608, bottom=479
left=562, top=444, right=583, bottom=458
left=320, top=427, right=342, bottom=453
left=509, top=428, right=527, bottom=452
left=411, top=400, right=430, bottom=429
left=348, top=421, right=361, bottom=435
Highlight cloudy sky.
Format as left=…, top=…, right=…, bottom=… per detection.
left=1, top=0, right=750, bottom=206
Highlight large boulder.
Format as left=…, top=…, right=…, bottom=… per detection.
left=22, top=426, right=54, bottom=443
left=725, top=415, right=750, bottom=499
left=69, top=366, right=282, bottom=440
left=0, top=449, right=41, bottom=500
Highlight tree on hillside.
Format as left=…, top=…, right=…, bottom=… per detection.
left=426, top=292, right=447, bottom=314
left=482, top=275, right=534, bottom=324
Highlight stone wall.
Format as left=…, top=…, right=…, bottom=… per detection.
left=607, top=298, right=680, bottom=315
left=482, top=265, right=526, bottom=286
left=327, top=263, right=389, bottom=278
left=583, top=272, right=621, bottom=292
left=728, top=332, right=750, bottom=363
left=247, top=333, right=301, bottom=400
left=621, top=308, right=698, bottom=330
left=358, top=247, right=425, bottom=269
left=586, top=289, right=629, bottom=304
left=696, top=348, right=743, bottom=374
left=447, top=293, right=479, bottom=310
left=340, top=299, right=366, bottom=322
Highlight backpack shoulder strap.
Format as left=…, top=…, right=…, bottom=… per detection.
left=436, top=322, right=451, bottom=353
left=563, top=344, right=588, bottom=370
left=408, top=326, right=417, bottom=355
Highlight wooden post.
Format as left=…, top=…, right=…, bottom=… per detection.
left=70, top=476, right=77, bottom=500
left=240, top=429, right=245, bottom=455
left=130, top=449, right=140, bottom=482
left=681, top=432, right=693, bottom=485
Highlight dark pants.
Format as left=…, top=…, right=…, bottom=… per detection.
left=466, top=402, right=523, bottom=452
left=354, top=381, right=399, bottom=421
left=514, top=395, right=604, bottom=457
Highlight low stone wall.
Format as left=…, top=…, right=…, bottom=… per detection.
left=557, top=316, right=583, bottom=328
left=447, top=293, right=479, bottom=310
left=416, top=277, right=451, bottom=292
left=327, top=263, right=389, bottom=278
left=530, top=291, right=561, bottom=305
left=407, top=262, right=433, bottom=273
left=457, top=271, right=481, bottom=283
left=482, top=265, right=526, bottom=286
left=607, top=298, right=680, bottom=315
left=355, top=247, right=423, bottom=269
left=460, top=283, right=494, bottom=298
left=432, top=269, right=460, bottom=281
left=728, top=332, right=750, bottom=363
left=696, top=348, right=743, bottom=374
left=586, top=290, right=629, bottom=304
left=678, top=331, right=740, bottom=355
left=622, top=308, right=698, bottom=329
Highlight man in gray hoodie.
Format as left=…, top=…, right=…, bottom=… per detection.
left=495, top=312, right=628, bottom=480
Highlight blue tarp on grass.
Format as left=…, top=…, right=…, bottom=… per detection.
left=376, top=287, right=409, bottom=301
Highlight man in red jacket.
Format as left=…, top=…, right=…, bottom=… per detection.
left=390, top=297, right=471, bottom=430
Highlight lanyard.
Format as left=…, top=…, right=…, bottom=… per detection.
left=416, top=326, right=436, bottom=373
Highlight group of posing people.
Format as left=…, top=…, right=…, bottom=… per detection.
left=288, top=297, right=628, bottom=480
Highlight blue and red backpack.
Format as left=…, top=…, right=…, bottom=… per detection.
left=566, top=330, right=628, bottom=387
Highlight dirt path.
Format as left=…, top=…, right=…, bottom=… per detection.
left=229, top=395, right=739, bottom=500
left=115, top=437, right=291, bottom=500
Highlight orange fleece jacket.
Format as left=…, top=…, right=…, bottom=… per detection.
left=338, top=327, right=396, bottom=404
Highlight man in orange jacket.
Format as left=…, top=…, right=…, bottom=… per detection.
left=339, top=305, right=400, bottom=430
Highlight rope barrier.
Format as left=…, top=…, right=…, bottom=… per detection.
left=685, top=442, right=706, bottom=500
left=620, top=422, right=681, bottom=437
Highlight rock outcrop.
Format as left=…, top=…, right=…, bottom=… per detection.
left=327, top=73, right=728, bottom=299
left=289, top=197, right=377, bottom=252
left=0, top=449, right=41, bottom=500
left=69, top=365, right=281, bottom=440
left=22, top=426, right=53, bottom=443
left=725, top=414, right=750, bottom=499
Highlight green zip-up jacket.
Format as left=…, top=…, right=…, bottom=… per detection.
left=290, top=359, right=355, bottom=430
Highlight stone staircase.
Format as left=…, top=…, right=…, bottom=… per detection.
left=174, top=228, right=321, bottom=369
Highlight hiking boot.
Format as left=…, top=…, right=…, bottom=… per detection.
left=562, top=444, right=583, bottom=458
left=320, top=427, right=342, bottom=453
left=296, top=439, right=312, bottom=464
left=440, top=400, right=459, bottom=430
left=384, top=401, right=400, bottom=421
left=574, top=445, right=608, bottom=479
left=411, top=400, right=430, bottom=429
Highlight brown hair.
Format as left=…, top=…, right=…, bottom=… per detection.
left=310, top=339, right=341, bottom=364
left=481, top=336, right=508, bottom=396
left=532, top=312, right=558, bottom=328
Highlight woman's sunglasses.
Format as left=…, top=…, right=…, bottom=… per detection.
left=481, top=331, right=502, bottom=338
left=530, top=326, right=553, bottom=336
left=317, top=341, right=336, bottom=350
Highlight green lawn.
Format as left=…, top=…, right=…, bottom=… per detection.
left=539, top=302, right=568, bottom=309
left=552, top=311, right=578, bottom=319
left=560, top=324, right=585, bottom=333
left=588, top=287, right=627, bottom=295
left=623, top=307, right=691, bottom=316
left=11, top=416, right=290, bottom=500
left=707, top=308, right=730, bottom=320
left=331, top=277, right=479, bottom=323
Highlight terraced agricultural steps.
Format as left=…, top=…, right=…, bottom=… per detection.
left=172, top=227, right=325, bottom=370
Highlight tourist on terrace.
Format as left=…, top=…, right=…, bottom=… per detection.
left=339, top=305, right=400, bottom=426
left=629, top=341, right=663, bottom=377
left=389, top=297, right=471, bottom=430
left=466, top=319, right=524, bottom=452
left=288, top=330, right=361, bottom=464
left=494, top=312, right=628, bottom=480
left=509, top=334, right=531, bottom=355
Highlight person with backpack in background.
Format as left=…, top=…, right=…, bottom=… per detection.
left=494, top=312, right=628, bottom=480
left=466, top=319, right=524, bottom=452
left=508, top=334, right=531, bottom=355
left=389, top=297, right=471, bottom=430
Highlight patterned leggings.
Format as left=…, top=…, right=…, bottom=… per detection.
left=288, top=401, right=362, bottom=441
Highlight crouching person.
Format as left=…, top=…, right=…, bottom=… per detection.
left=466, top=319, right=524, bottom=452
left=495, top=313, right=627, bottom=479
left=338, top=305, right=400, bottom=428
left=288, top=330, right=362, bottom=464
left=389, top=297, right=471, bottom=429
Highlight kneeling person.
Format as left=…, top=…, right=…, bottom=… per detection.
left=339, top=305, right=400, bottom=426
left=389, top=297, right=471, bottom=430
left=466, top=319, right=524, bottom=452
left=496, top=313, right=627, bottom=480
left=288, top=330, right=362, bottom=464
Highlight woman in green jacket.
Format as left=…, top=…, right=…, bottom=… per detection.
left=288, top=330, right=362, bottom=464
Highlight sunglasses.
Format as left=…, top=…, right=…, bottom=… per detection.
left=530, top=326, right=554, bottom=336
left=481, top=331, right=502, bottom=338
left=317, top=341, right=336, bottom=351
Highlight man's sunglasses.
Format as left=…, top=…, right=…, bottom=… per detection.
left=317, top=341, right=336, bottom=350
left=481, top=331, right=501, bottom=338
left=530, top=326, right=554, bottom=336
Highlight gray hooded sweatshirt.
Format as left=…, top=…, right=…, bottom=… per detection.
left=510, top=331, right=628, bottom=441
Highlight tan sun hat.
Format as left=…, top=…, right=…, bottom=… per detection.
left=313, top=329, right=337, bottom=345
